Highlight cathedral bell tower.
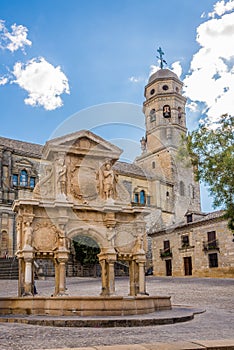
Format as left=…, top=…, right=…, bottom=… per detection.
left=136, top=51, right=201, bottom=226
left=143, top=68, right=187, bottom=155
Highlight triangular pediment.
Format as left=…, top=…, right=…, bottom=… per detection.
left=43, top=130, right=122, bottom=160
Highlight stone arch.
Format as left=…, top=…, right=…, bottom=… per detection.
left=67, top=226, right=109, bottom=251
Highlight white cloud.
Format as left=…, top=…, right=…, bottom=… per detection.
left=183, top=4, right=234, bottom=125
left=149, top=64, right=160, bottom=77
left=208, top=0, right=234, bottom=18
left=0, top=20, right=31, bottom=52
left=129, top=76, right=143, bottom=83
left=0, top=76, right=8, bottom=85
left=12, top=57, right=70, bottom=110
left=171, top=61, right=182, bottom=78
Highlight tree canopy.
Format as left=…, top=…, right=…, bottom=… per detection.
left=73, top=236, right=100, bottom=265
left=184, top=114, right=234, bottom=230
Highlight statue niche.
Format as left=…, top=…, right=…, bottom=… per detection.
left=96, top=160, right=118, bottom=200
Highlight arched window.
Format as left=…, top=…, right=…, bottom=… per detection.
left=140, top=190, right=145, bottom=205
left=163, top=105, right=171, bottom=118
left=150, top=109, right=156, bottom=122
left=179, top=181, right=185, bottom=196
left=134, top=193, right=139, bottom=203
left=20, top=170, right=28, bottom=187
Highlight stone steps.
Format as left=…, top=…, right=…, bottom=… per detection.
left=0, top=257, right=18, bottom=279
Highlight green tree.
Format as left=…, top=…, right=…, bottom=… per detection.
left=73, top=236, right=100, bottom=265
left=183, top=114, right=234, bottom=230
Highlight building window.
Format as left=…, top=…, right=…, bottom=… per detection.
left=152, top=161, right=155, bottom=169
left=166, top=191, right=170, bottom=198
left=187, top=214, right=193, bottom=223
left=12, top=174, right=18, bottom=186
left=134, top=193, right=139, bottom=203
left=29, top=177, right=36, bottom=188
left=179, top=181, right=185, bottom=196
left=140, top=190, right=145, bottom=205
left=207, top=231, right=218, bottom=249
left=209, top=253, right=218, bottom=268
left=150, top=109, right=156, bottom=122
left=160, top=240, right=172, bottom=258
left=164, top=240, right=170, bottom=251
left=181, top=235, right=189, bottom=248
left=163, top=105, right=171, bottom=118
left=20, top=170, right=28, bottom=187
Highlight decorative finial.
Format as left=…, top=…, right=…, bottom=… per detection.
left=157, top=47, right=167, bottom=69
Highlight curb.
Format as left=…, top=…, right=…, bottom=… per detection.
left=36, top=339, right=234, bottom=350
left=0, top=306, right=204, bottom=327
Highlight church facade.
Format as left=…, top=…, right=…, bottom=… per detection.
left=0, top=68, right=233, bottom=279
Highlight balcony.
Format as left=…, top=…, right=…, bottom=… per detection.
left=160, top=248, right=172, bottom=259
left=179, top=243, right=195, bottom=251
left=203, top=239, right=220, bottom=253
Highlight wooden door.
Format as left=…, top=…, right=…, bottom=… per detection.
left=184, top=256, right=192, bottom=276
left=165, top=259, right=172, bottom=276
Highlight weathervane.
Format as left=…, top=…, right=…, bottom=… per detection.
left=157, top=47, right=167, bottom=69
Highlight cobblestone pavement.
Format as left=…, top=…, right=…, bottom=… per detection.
left=0, top=277, right=233, bottom=350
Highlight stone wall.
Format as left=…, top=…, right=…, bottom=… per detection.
left=151, top=213, right=234, bottom=278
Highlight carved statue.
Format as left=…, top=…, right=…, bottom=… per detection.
left=56, top=157, right=67, bottom=196
left=134, top=234, right=144, bottom=253
left=33, top=164, right=53, bottom=198
left=140, top=136, right=147, bottom=152
left=16, top=216, right=22, bottom=250
left=24, top=221, right=33, bottom=247
left=106, top=227, right=116, bottom=247
left=97, top=160, right=118, bottom=200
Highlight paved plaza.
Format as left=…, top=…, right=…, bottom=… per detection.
left=0, top=276, right=233, bottom=350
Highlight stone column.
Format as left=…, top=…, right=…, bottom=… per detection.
left=18, top=257, right=24, bottom=296
left=58, top=260, right=66, bottom=295
left=24, top=257, right=33, bottom=295
left=22, top=247, right=34, bottom=295
left=138, top=261, right=146, bottom=295
left=100, top=259, right=108, bottom=296
left=108, top=261, right=115, bottom=295
left=54, top=259, right=59, bottom=296
left=129, top=260, right=137, bottom=296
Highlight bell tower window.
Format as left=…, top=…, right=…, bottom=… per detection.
left=163, top=105, right=171, bottom=118
left=150, top=109, right=156, bottom=122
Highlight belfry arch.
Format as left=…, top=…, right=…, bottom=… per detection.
left=14, top=130, right=150, bottom=297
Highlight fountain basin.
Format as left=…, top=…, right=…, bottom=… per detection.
left=0, top=295, right=171, bottom=316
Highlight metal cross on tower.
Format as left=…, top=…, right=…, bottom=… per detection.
left=157, top=47, right=167, bottom=69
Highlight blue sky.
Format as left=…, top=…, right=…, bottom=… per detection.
left=1, top=0, right=234, bottom=212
